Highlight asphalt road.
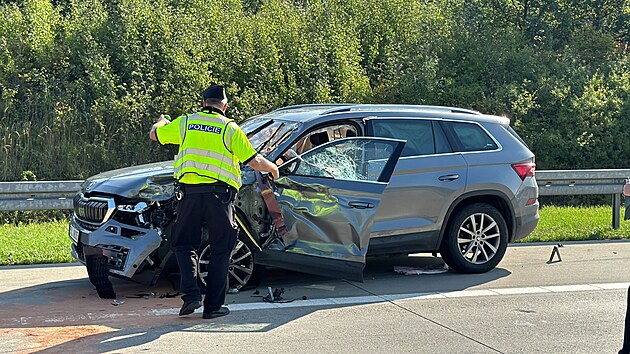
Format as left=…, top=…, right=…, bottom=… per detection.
left=1, top=241, right=629, bottom=353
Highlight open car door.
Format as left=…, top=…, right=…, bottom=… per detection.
left=255, top=137, right=405, bottom=281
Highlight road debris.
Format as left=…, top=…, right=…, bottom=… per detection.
left=264, top=287, right=284, bottom=302
left=125, top=291, right=180, bottom=299
left=110, top=300, right=125, bottom=306
left=153, top=291, right=179, bottom=298
left=394, top=263, right=449, bottom=275
left=249, top=287, right=304, bottom=303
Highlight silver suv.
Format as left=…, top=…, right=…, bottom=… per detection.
left=69, top=104, right=539, bottom=293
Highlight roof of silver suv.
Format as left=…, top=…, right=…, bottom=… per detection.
left=264, top=104, right=510, bottom=126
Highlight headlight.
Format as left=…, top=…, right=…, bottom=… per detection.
left=117, top=202, right=149, bottom=213
left=137, top=182, right=174, bottom=199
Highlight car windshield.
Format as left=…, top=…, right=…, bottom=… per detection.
left=241, top=117, right=299, bottom=155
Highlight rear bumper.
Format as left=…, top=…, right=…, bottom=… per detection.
left=69, top=218, right=162, bottom=279
left=513, top=204, right=540, bottom=241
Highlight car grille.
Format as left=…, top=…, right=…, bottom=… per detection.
left=75, top=218, right=100, bottom=231
left=73, top=194, right=115, bottom=225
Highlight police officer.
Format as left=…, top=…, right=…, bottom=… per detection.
left=149, top=85, right=279, bottom=319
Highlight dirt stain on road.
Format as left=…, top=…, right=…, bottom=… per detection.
left=0, top=325, right=115, bottom=353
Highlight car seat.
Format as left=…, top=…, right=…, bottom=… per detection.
left=309, top=131, right=329, bottom=147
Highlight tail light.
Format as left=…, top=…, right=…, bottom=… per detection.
left=512, top=162, right=536, bottom=181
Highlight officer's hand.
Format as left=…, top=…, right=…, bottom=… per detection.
left=158, top=114, right=171, bottom=124
left=270, top=166, right=279, bottom=180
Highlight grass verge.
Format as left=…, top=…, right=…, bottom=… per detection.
left=518, top=205, right=630, bottom=243
left=0, top=220, right=74, bottom=265
left=0, top=206, right=629, bottom=265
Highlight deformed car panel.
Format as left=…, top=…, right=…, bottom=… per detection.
left=82, top=161, right=175, bottom=201
left=274, top=178, right=387, bottom=263
left=256, top=137, right=405, bottom=281
left=262, top=177, right=387, bottom=281
left=71, top=219, right=162, bottom=278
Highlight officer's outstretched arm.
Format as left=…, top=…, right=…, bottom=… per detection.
left=248, top=154, right=280, bottom=179
left=149, top=115, right=171, bottom=142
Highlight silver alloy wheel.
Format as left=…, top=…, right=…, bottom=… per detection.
left=457, top=212, right=501, bottom=264
left=198, top=240, right=255, bottom=291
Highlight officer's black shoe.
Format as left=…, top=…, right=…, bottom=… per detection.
left=179, top=300, right=202, bottom=316
left=202, top=306, right=230, bottom=319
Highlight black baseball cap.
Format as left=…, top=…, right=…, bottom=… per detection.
left=202, top=85, right=227, bottom=101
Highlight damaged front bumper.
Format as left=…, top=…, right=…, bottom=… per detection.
left=70, top=218, right=162, bottom=279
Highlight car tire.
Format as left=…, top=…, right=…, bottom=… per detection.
left=439, top=203, right=508, bottom=274
left=86, top=255, right=116, bottom=299
left=197, top=230, right=264, bottom=292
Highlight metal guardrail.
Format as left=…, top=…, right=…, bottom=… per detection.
left=1, top=169, right=629, bottom=227
left=536, top=169, right=630, bottom=229
left=0, top=181, right=82, bottom=211
left=536, top=169, right=629, bottom=196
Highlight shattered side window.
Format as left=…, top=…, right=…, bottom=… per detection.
left=241, top=118, right=300, bottom=155
left=293, top=139, right=395, bottom=182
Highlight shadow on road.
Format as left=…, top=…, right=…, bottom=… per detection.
left=0, top=254, right=511, bottom=352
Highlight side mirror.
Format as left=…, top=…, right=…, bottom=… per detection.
left=284, top=148, right=299, bottom=160
left=279, top=149, right=303, bottom=176
left=279, top=158, right=300, bottom=176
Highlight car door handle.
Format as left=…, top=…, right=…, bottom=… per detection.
left=348, top=201, right=375, bottom=209
left=438, top=174, right=460, bottom=182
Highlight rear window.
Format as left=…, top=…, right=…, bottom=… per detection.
left=445, top=121, right=498, bottom=152
left=371, top=119, right=451, bottom=157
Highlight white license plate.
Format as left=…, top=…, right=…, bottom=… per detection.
left=69, top=224, right=80, bottom=243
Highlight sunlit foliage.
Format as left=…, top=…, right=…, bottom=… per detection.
left=0, top=0, right=628, bottom=181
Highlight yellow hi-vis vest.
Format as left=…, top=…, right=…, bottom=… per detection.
left=156, top=110, right=256, bottom=189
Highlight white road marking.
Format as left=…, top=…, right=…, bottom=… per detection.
left=442, top=289, right=499, bottom=298
left=5, top=281, right=630, bottom=325
left=540, top=284, right=602, bottom=292
left=492, top=287, right=552, bottom=295
left=100, top=332, right=146, bottom=343
left=127, top=281, right=630, bottom=316
left=591, top=282, right=630, bottom=290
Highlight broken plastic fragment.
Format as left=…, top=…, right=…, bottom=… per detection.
left=263, top=287, right=285, bottom=302
left=111, top=300, right=125, bottom=306
left=146, top=291, right=180, bottom=298
left=393, top=264, right=448, bottom=275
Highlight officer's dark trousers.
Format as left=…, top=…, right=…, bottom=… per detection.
left=171, top=187, right=238, bottom=312
left=620, top=286, right=630, bottom=354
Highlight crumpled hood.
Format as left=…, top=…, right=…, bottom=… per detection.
left=83, top=161, right=176, bottom=201
left=83, top=161, right=258, bottom=201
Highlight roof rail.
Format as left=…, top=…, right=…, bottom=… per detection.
left=272, top=103, right=352, bottom=113
left=319, top=104, right=481, bottom=116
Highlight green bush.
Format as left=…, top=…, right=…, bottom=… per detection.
left=0, top=0, right=628, bottom=184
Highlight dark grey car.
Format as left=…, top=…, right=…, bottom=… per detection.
left=69, top=104, right=538, bottom=293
